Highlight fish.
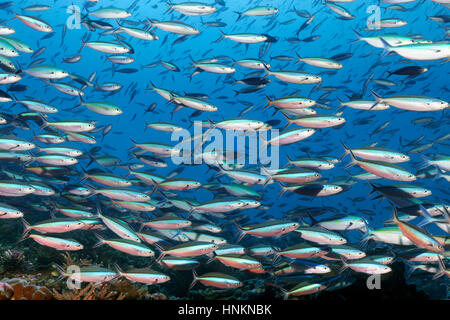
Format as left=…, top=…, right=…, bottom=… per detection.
left=386, top=207, right=444, bottom=253
left=0, top=0, right=445, bottom=303
left=371, top=90, right=448, bottom=112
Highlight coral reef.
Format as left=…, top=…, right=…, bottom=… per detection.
left=52, top=282, right=127, bottom=300
left=60, top=252, right=92, bottom=270
left=187, top=278, right=269, bottom=300
left=0, top=277, right=52, bottom=300
left=51, top=278, right=164, bottom=300
left=0, top=281, right=14, bottom=300
left=0, top=249, right=34, bottom=274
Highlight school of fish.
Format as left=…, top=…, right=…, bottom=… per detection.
left=0, top=0, right=449, bottom=300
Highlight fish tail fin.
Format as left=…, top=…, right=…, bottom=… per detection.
left=206, top=252, right=216, bottom=264
left=78, top=167, right=89, bottom=183
left=351, top=28, right=362, bottom=43
left=417, top=204, right=434, bottom=227
left=272, top=249, right=281, bottom=264
left=367, top=182, right=378, bottom=196
left=295, top=52, right=302, bottom=64
left=339, top=257, right=349, bottom=274
left=151, top=179, right=160, bottom=194
left=368, top=90, right=383, bottom=110
left=128, top=137, right=138, bottom=150
left=285, top=154, right=293, bottom=166
left=10, top=10, right=19, bottom=22
left=341, top=141, right=357, bottom=168
left=17, top=229, right=30, bottom=243
left=258, top=132, right=268, bottom=152
left=279, top=287, right=289, bottom=300
left=260, top=166, right=273, bottom=187
left=213, top=30, right=225, bottom=43
left=263, top=95, right=272, bottom=109
left=54, top=263, right=66, bottom=280
left=384, top=206, right=400, bottom=225
left=94, top=205, right=103, bottom=220
left=92, top=233, right=105, bottom=248
left=360, top=221, right=373, bottom=247
left=164, top=1, right=173, bottom=14
left=308, top=213, right=318, bottom=226
left=378, top=37, right=393, bottom=57
left=234, top=222, right=246, bottom=243
left=212, top=161, right=227, bottom=178
left=370, top=89, right=383, bottom=102
left=147, top=80, right=156, bottom=90
left=79, top=37, right=87, bottom=53
left=113, top=263, right=123, bottom=276
left=431, top=258, right=446, bottom=280
left=234, top=12, right=242, bottom=22
left=262, top=63, right=271, bottom=76
left=418, top=154, right=432, bottom=170
left=442, top=206, right=450, bottom=224
left=338, top=146, right=349, bottom=161
left=277, top=182, right=288, bottom=199
left=154, top=244, right=166, bottom=263
left=280, top=112, right=293, bottom=130
left=404, top=262, right=419, bottom=279
left=21, top=217, right=31, bottom=239
left=189, top=269, right=199, bottom=289
left=39, top=114, right=49, bottom=129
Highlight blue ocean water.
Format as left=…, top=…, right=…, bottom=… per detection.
left=0, top=0, right=448, bottom=300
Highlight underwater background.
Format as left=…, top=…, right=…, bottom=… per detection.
left=0, top=0, right=448, bottom=300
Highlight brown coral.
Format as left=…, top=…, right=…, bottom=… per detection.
left=50, top=278, right=168, bottom=300
left=61, top=252, right=92, bottom=269
left=52, top=282, right=127, bottom=300
left=1, top=278, right=52, bottom=300
left=0, top=282, right=14, bottom=300
left=147, top=292, right=167, bottom=300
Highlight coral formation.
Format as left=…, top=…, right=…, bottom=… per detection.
left=0, top=277, right=52, bottom=300
left=0, top=249, right=34, bottom=274
left=52, top=282, right=127, bottom=300
left=0, top=281, right=14, bottom=300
